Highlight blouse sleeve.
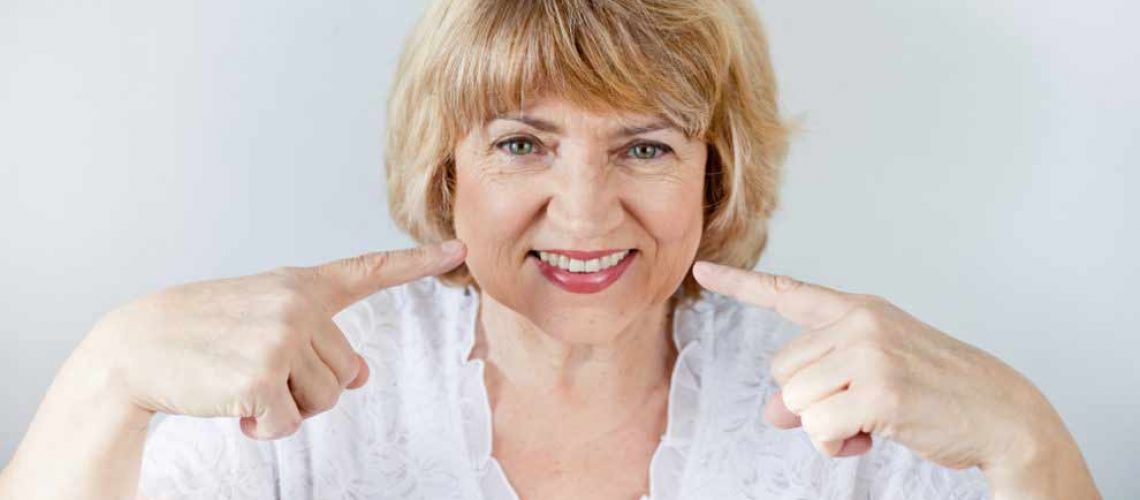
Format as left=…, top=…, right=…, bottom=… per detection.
left=854, top=437, right=991, bottom=499
left=136, top=414, right=278, bottom=499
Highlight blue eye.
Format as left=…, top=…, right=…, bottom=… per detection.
left=497, top=137, right=538, bottom=156
left=627, top=142, right=671, bottom=160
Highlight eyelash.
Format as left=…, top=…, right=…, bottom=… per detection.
left=492, top=136, right=674, bottom=160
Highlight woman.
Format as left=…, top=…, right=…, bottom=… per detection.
left=0, top=0, right=1100, bottom=498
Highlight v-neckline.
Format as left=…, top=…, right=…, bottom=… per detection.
left=454, top=285, right=709, bottom=500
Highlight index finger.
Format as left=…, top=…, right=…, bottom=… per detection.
left=691, top=261, right=853, bottom=329
left=312, top=240, right=467, bottom=312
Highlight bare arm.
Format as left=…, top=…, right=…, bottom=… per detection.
left=1, top=241, right=465, bottom=500
left=0, top=328, right=154, bottom=500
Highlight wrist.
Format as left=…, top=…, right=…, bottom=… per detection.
left=68, top=327, right=157, bottom=424
left=1, top=327, right=154, bottom=499
left=981, top=408, right=1099, bottom=500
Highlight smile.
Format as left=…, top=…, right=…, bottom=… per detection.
left=527, top=249, right=638, bottom=294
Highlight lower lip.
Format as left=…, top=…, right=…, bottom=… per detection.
left=532, top=251, right=637, bottom=294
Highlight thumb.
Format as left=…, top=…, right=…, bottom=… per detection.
left=313, top=240, right=466, bottom=312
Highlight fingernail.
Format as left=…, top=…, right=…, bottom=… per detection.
left=440, top=240, right=463, bottom=255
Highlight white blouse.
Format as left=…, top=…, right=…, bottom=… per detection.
left=138, top=277, right=989, bottom=499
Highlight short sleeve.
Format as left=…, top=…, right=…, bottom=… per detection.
left=137, top=414, right=278, bottom=499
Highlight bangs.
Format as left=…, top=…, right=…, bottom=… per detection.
left=388, top=0, right=790, bottom=300
left=434, top=0, right=729, bottom=139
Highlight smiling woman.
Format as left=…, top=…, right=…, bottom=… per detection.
left=384, top=0, right=790, bottom=301
left=0, top=0, right=1102, bottom=499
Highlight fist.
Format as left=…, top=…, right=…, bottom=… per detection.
left=692, top=260, right=1059, bottom=471
left=85, top=241, right=466, bottom=440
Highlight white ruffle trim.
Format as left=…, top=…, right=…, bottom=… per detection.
left=453, top=286, right=714, bottom=500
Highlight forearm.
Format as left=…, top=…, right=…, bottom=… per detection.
left=0, top=335, right=154, bottom=500
left=983, top=418, right=1100, bottom=500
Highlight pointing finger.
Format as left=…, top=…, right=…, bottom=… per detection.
left=313, top=240, right=466, bottom=312
left=691, top=261, right=854, bottom=329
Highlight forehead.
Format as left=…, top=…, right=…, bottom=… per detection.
left=485, top=96, right=682, bottom=134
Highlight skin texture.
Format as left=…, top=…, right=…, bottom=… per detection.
left=451, top=96, right=1099, bottom=499
left=0, top=242, right=469, bottom=499
left=0, top=96, right=1099, bottom=500
left=451, top=96, right=707, bottom=499
left=692, top=261, right=1101, bottom=499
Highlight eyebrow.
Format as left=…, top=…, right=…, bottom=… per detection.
left=493, top=115, right=674, bottom=137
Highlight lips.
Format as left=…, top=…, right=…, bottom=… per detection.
left=529, top=249, right=637, bottom=294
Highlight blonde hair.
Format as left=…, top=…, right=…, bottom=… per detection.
left=385, top=0, right=791, bottom=302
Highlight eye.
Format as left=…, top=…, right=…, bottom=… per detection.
left=626, top=142, right=672, bottom=160
left=495, top=136, right=540, bottom=156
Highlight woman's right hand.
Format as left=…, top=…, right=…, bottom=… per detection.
left=84, top=240, right=466, bottom=440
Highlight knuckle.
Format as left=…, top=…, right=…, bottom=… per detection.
left=265, top=287, right=300, bottom=314
left=296, top=387, right=340, bottom=414
left=266, top=266, right=312, bottom=292
left=763, top=273, right=802, bottom=293
left=866, top=380, right=904, bottom=425
left=399, top=246, right=429, bottom=263
left=857, top=293, right=889, bottom=307
left=268, top=265, right=303, bottom=279
left=356, top=251, right=393, bottom=276
left=315, top=390, right=341, bottom=412
left=264, top=290, right=310, bottom=327
left=333, top=361, right=359, bottom=387
left=799, top=409, right=832, bottom=445
left=780, top=388, right=803, bottom=414
left=855, top=344, right=891, bottom=369
left=847, top=306, right=885, bottom=340
left=798, top=407, right=819, bottom=432
left=260, top=321, right=303, bottom=355
left=773, top=274, right=802, bottom=292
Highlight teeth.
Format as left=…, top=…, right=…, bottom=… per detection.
left=584, top=259, right=600, bottom=272
left=537, top=250, right=630, bottom=273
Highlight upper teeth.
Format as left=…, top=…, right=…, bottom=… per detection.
left=538, top=250, right=630, bottom=273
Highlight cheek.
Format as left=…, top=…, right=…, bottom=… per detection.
left=452, top=164, right=540, bottom=282
left=637, top=185, right=703, bottom=244
left=653, top=200, right=703, bottom=275
left=624, top=170, right=706, bottom=289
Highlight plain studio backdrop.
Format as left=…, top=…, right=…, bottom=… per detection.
left=1, top=0, right=1137, bottom=497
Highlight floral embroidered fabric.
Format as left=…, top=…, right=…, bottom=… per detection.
left=139, top=277, right=988, bottom=499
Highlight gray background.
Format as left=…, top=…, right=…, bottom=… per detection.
left=1, top=0, right=1136, bottom=497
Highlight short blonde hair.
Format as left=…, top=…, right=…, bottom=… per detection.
left=385, top=0, right=791, bottom=302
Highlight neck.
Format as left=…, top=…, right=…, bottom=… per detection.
left=470, top=292, right=677, bottom=406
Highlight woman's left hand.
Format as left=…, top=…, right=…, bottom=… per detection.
left=691, top=261, right=1099, bottom=498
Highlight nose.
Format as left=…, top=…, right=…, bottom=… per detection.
left=545, top=147, right=624, bottom=241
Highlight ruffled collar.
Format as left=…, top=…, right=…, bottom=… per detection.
left=453, top=286, right=716, bottom=500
